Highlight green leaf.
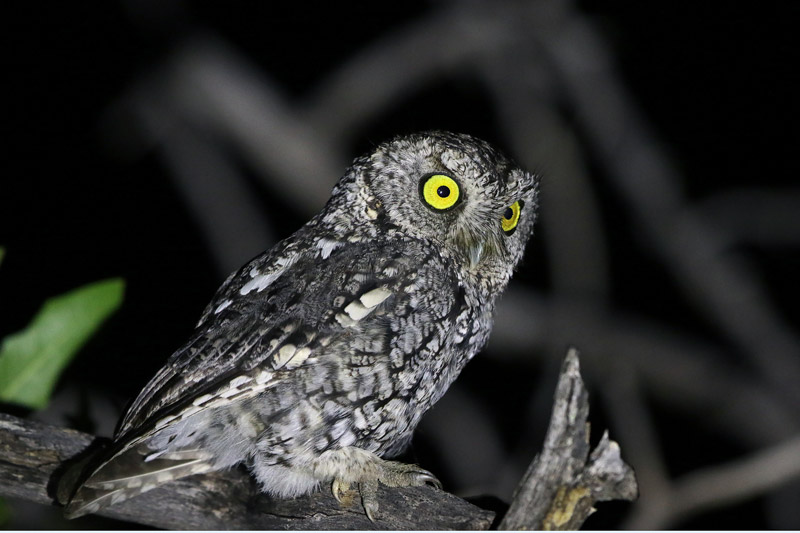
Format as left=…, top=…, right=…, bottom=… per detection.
left=0, top=278, right=125, bottom=409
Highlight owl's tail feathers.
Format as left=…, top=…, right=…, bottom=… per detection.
left=62, top=444, right=214, bottom=519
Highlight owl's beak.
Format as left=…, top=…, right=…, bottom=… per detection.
left=468, top=242, right=484, bottom=269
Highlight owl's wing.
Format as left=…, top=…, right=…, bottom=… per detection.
left=115, top=235, right=460, bottom=440
left=64, top=235, right=464, bottom=519
left=113, top=238, right=303, bottom=439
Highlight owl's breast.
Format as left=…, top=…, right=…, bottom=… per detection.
left=343, top=273, right=491, bottom=452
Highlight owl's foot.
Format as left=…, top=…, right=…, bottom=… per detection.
left=360, top=460, right=442, bottom=522
left=329, top=458, right=441, bottom=522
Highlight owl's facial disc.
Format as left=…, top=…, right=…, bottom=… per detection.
left=359, top=131, right=538, bottom=276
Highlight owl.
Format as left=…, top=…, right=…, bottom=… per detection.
left=63, top=131, right=540, bottom=521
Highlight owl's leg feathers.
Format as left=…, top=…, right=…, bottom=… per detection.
left=318, top=447, right=441, bottom=521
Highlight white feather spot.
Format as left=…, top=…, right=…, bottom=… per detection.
left=157, top=471, right=178, bottom=483
left=214, top=299, right=232, bottom=314
left=144, top=450, right=166, bottom=462
left=230, top=375, right=253, bottom=388
left=329, top=418, right=351, bottom=441
left=193, top=393, right=214, bottom=406
left=335, top=313, right=355, bottom=327
left=220, top=387, right=243, bottom=398
left=240, top=270, right=283, bottom=295
left=353, top=408, right=368, bottom=430
left=284, top=346, right=312, bottom=369
left=239, top=255, right=298, bottom=295
left=179, top=405, right=202, bottom=418
left=344, top=300, right=372, bottom=321
left=339, top=431, right=357, bottom=447
left=273, top=344, right=297, bottom=368
left=155, top=414, right=177, bottom=429
left=317, top=238, right=343, bottom=259
left=256, top=369, right=273, bottom=384
left=359, top=287, right=392, bottom=308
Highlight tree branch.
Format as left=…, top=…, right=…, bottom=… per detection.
left=0, top=414, right=492, bottom=530
left=499, top=348, right=638, bottom=530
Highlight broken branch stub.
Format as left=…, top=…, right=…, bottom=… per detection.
left=499, top=347, right=638, bottom=530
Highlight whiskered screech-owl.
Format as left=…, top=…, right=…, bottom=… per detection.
left=64, top=131, right=540, bottom=521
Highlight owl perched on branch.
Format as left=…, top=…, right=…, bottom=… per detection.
left=64, top=131, right=540, bottom=521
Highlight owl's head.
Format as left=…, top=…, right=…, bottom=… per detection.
left=341, top=131, right=539, bottom=285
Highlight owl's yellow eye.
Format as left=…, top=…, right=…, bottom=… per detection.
left=501, top=200, right=522, bottom=234
left=420, top=174, right=461, bottom=211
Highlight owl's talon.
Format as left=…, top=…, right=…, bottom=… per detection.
left=359, top=480, right=380, bottom=522
left=331, top=479, right=350, bottom=503
left=419, top=472, right=443, bottom=489
left=398, top=468, right=441, bottom=489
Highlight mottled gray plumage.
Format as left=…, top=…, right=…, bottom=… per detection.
left=64, top=131, right=540, bottom=520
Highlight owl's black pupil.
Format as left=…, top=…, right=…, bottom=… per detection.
left=437, top=185, right=450, bottom=198
left=504, top=207, right=514, bottom=220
